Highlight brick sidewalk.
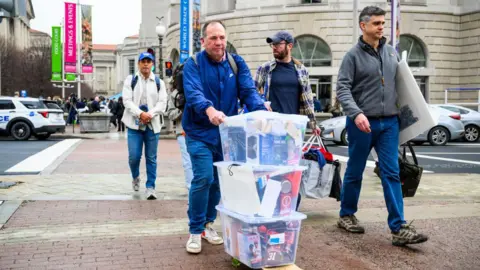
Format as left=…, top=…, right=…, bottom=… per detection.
left=1, top=200, right=479, bottom=270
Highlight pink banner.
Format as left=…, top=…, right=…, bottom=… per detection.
left=64, top=2, right=77, bottom=73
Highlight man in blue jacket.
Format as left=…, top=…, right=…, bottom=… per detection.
left=182, top=20, right=266, bottom=254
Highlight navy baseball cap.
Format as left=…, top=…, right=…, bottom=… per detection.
left=266, top=31, right=295, bottom=44
left=138, top=52, right=154, bottom=62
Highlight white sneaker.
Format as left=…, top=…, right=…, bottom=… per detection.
left=132, top=177, right=140, bottom=192
left=145, top=188, right=157, bottom=200
left=202, top=222, right=224, bottom=245
left=186, top=234, right=202, bottom=254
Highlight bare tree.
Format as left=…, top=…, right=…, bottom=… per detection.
left=0, top=37, right=94, bottom=99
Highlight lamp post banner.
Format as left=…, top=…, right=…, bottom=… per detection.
left=81, top=4, right=93, bottom=73
left=192, top=0, right=201, bottom=54
left=51, top=26, right=62, bottom=81
left=179, top=0, right=190, bottom=63
left=64, top=2, right=77, bottom=73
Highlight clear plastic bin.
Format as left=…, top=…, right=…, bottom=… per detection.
left=220, top=111, right=309, bottom=166
left=217, top=205, right=306, bottom=269
left=214, top=162, right=306, bottom=218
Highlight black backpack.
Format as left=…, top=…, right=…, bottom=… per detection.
left=131, top=75, right=161, bottom=92
left=173, top=52, right=238, bottom=110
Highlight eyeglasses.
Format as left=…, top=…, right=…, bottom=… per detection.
left=269, top=42, right=287, bottom=48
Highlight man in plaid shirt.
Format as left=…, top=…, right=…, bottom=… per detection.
left=254, top=31, right=321, bottom=210
left=254, top=31, right=320, bottom=134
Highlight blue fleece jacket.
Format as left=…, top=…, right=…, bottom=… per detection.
left=181, top=51, right=266, bottom=146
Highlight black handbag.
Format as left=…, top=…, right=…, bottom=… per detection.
left=399, top=143, right=423, bottom=197
left=328, top=160, right=342, bottom=201
left=373, top=142, right=423, bottom=197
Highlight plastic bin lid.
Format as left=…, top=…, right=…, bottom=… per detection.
left=213, top=162, right=307, bottom=176
left=216, top=205, right=307, bottom=223
left=222, top=111, right=309, bottom=127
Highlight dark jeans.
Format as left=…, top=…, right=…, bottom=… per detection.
left=340, top=116, right=405, bottom=232
left=186, top=136, right=223, bottom=234
left=117, top=117, right=125, bottom=132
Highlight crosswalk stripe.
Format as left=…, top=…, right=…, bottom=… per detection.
left=5, top=139, right=81, bottom=173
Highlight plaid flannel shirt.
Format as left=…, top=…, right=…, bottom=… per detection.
left=254, top=58, right=316, bottom=128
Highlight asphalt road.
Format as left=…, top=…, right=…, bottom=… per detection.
left=0, top=139, right=62, bottom=175
left=323, top=141, right=480, bottom=174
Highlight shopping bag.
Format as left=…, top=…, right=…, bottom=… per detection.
left=300, top=135, right=341, bottom=199
left=299, top=159, right=334, bottom=199
left=373, top=142, right=423, bottom=198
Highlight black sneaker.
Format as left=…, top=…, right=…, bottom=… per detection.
left=392, top=221, right=428, bottom=246
left=337, top=215, right=365, bottom=234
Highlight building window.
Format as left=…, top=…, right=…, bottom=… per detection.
left=415, top=76, right=428, bottom=101
left=292, top=35, right=332, bottom=67
left=227, top=42, right=237, bottom=55
left=128, top=59, right=135, bottom=75
left=399, top=35, right=427, bottom=67
left=310, top=76, right=332, bottom=112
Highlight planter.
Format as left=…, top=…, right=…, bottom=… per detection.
left=78, top=113, right=112, bottom=133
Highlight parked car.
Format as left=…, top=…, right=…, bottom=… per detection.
left=0, top=97, right=65, bottom=140
left=320, top=105, right=464, bottom=146
left=431, top=104, right=480, bottom=142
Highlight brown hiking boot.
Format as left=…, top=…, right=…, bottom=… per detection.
left=392, top=221, right=429, bottom=246
left=337, top=215, right=365, bottom=234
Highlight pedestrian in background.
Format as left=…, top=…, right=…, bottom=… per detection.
left=166, top=68, right=193, bottom=191
left=122, top=52, right=167, bottom=200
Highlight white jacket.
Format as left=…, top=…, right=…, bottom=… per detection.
left=121, top=72, right=167, bottom=134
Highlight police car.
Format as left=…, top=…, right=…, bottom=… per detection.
left=0, top=97, right=65, bottom=140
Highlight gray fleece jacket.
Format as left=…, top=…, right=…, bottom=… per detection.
left=336, top=36, right=400, bottom=120
left=166, top=89, right=184, bottom=135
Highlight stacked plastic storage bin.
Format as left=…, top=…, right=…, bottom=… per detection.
left=215, top=111, right=309, bottom=269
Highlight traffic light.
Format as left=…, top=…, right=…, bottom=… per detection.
left=147, top=48, right=156, bottom=72
left=165, top=61, right=173, bottom=77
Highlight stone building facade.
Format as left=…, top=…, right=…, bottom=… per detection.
left=91, top=44, right=117, bottom=97
left=162, top=0, right=480, bottom=110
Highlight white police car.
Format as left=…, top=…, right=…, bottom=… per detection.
left=0, top=97, right=65, bottom=140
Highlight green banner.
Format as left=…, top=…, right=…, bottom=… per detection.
left=51, top=26, right=62, bottom=80
left=65, top=74, right=76, bottom=81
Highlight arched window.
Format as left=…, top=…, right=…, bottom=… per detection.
left=170, top=49, right=180, bottom=69
left=292, top=35, right=332, bottom=67
left=227, top=42, right=237, bottom=55
left=399, top=35, right=427, bottom=67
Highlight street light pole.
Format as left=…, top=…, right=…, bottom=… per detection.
left=158, top=35, right=163, bottom=79
left=155, top=16, right=166, bottom=80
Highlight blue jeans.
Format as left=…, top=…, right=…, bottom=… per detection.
left=186, top=136, right=223, bottom=234
left=127, top=127, right=160, bottom=189
left=177, top=135, right=193, bottom=190
left=340, top=116, right=406, bottom=232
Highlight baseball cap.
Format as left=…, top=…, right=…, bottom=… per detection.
left=138, top=52, right=155, bottom=62
left=266, top=31, right=294, bottom=44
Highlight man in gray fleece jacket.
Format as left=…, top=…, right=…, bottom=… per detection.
left=336, top=6, right=428, bottom=246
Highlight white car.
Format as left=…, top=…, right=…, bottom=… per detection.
left=320, top=105, right=465, bottom=146
left=432, top=104, right=480, bottom=142
left=0, top=97, right=65, bottom=140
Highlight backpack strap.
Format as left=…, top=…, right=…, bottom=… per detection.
left=227, top=53, right=238, bottom=76
left=131, top=75, right=161, bottom=92
left=154, top=76, right=161, bottom=92
left=131, top=75, right=138, bottom=91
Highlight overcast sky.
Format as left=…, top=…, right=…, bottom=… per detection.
left=30, top=0, right=141, bottom=45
